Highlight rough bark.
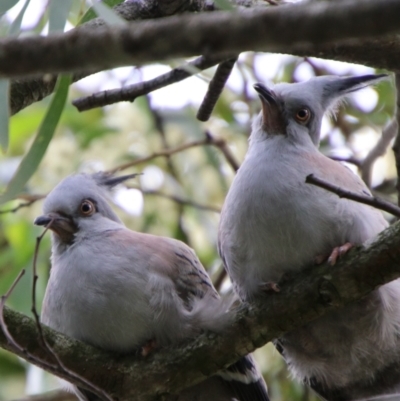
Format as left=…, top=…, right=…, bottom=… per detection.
left=2, top=221, right=400, bottom=401
left=1, top=0, right=400, bottom=81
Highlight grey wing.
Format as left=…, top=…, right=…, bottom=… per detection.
left=172, top=243, right=220, bottom=309
left=171, top=242, right=237, bottom=333
left=148, top=239, right=230, bottom=344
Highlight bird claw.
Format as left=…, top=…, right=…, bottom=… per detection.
left=141, top=339, right=157, bottom=357
left=260, top=281, right=280, bottom=293
left=314, top=254, right=327, bottom=265
left=327, top=243, right=353, bottom=266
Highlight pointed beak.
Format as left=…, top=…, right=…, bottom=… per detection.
left=254, top=83, right=279, bottom=105
left=333, top=74, right=388, bottom=95
left=254, top=83, right=286, bottom=135
left=34, top=212, right=77, bottom=244
left=34, top=215, right=53, bottom=227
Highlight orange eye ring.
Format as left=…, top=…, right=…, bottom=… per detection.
left=295, top=108, right=311, bottom=124
left=80, top=200, right=95, bottom=216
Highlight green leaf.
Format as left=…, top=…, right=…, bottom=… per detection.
left=0, top=75, right=71, bottom=204
left=48, top=0, right=73, bottom=32
left=0, top=0, right=19, bottom=17
left=213, top=0, right=235, bottom=11
left=90, top=0, right=126, bottom=26
left=0, top=79, right=9, bottom=151
left=78, top=0, right=124, bottom=26
left=8, top=0, right=30, bottom=36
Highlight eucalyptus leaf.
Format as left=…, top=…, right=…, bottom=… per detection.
left=0, top=75, right=71, bottom=204
left=48, top=0, right=73, bottom=32
left=8, top=0, right=30, bottom=36
left=90, top=0, right=126, bottom=26
left=214, top=0, right=235, bottom=11
left=78, top=0, right=124, bottom=25
left=0, top=79, right=9, bottom=151
left=0, top=0, right=19, bottom=17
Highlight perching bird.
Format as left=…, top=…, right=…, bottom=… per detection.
left=218, top=74, right=400, bottom=401
left=35, top=172, right=269, bottom=401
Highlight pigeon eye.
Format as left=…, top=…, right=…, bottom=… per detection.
left=295, top=108, right=311, bottom=124
left=80, top=200, right=95, bottom=216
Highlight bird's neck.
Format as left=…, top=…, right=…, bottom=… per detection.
left=247, top=130, right=318, bottom=164
left=51, top=231, right=75, bottom=253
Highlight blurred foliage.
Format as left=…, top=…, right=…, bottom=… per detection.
left=0, top=1, right=397, bottom=400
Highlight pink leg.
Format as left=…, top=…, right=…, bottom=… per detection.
left=141, top=339, right=157, bottom=357
left=327, top=242, right=353, bottom=266
left=314, top=254, right=327, bottom=265
left=260, top=281, right=280, bottom=293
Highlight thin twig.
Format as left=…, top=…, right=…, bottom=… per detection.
left=73, top=55, right=228, bottom=112
left=109, top=131, right=240, bottom=174
left=148, top=97, right=181, bottom=181
left=0, top=200, right=35, bottom=214
left=197, top=56, right=238, bottom=122
left=361, top=119, right=398, bottom=187
left=0, top=270, right=26, bottom=352
left=31, top=224, right=113, bottom=401
left=0, top=194, right=45, bottom=215
left=392, top=73, right=400, bottom=206
left=305, top=174, right=400, bottom=218
left=210, top=131, right=240, bottom=172
left=31, top=224, right=52, bottom=347
left=109, top=139, right=210, bottom=172
left=213, top=268, right=227, bottom=291
left=130, top=185, right=221, bottom=213
left=146, top=95, right=190, bottom=244
left=329, top=155, right=361, bottom=167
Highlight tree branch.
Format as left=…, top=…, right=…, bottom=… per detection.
left=3, top=220, right=400, bottom=400
left=72, top=55, right=228, bottom=112
left=329, top=155, right=361, bottom=167
left=197, top=56, right=238, bottom=121
left=305, top=174, right=400, bottom=217
left=2, top=0, right=400, bottom=79
left=361, top=119, right=398, bottom=187
left=109, top=131, right=239, bottom=174
left=9, top=0, right=208, bottom=115
left=130, top=185, right=221, bottom=213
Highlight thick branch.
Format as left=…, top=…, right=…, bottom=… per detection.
left=3, top=221, right=400, bottom=400
left=2, top=0, right=400, bottom=79
left=9, top=0, right=207, bottom=115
